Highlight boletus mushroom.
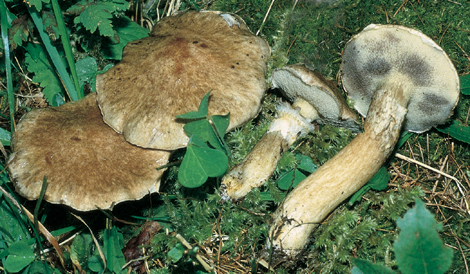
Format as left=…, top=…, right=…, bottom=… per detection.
left=265, top=24, right=459, bottom=258
left=221, top=64, right=358, bottom=201
left=96, top=11, right=270, bottom=150
left=8, top=94, right=170, bottom=211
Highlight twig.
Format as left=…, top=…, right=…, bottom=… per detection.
left=395, top=153, right=467, bottom=195
left=256, top=0, right=276, bottom=36
left=175, top=234, right=213, bottom=272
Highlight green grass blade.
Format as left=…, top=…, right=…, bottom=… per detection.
left=50, top=0, right=82, bottom=99
left=0, top=1, right=15, bottom=133
left=28, top=6, right=79, bottom=101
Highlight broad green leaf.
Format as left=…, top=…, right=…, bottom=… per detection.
left=351, top=259, right=395, bottom=274
left=297, top=154, right=317, bottom=173
left=102, top=16, right=149, bottom=60
left=87, top=255, right=104, bottom=272
left=26, top=0, right=50, bottom=12
left=436, top=119, right=470, bottom=144
left=24, top=261, right=63, bottom=274
left=0, top=127, right=11, bottom=146
left=349, top=166, right=390, bottom=205
left=211, top=113, right=230, bottom=138
left=211, top=113, right=231, bottom=156
left=460, top=74, right=470, bottom=95
left=276, top=154, right=316, bottom=190
left=76, top=56, right=98, bottom=92
left=394, top=199, right=453, bottom=274
left=176, top=91, right=211, bottom=120
left=9, top=15, right=32, bottom=50
left=68, top=0, right=129, bottom=37
left=25, top=43, right=65, bottom=106
left=277, top=169, right=306, bottom=190
left=4, top=241, right=35, bottom=272
left=103, top=227, right=126, bottom=274
left=70, top=233, right=93, bottom=269
left=178, top=136, right=228, bottom=188
left=42, top=11, right=59, bottom=41
left=168, top=243, right=185, bottom=263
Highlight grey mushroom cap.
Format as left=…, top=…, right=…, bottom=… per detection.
left=8, top=93, right=170, bottom=211
left=271, top=64, right=359, bottom=132
left=341, top=24, right=459, bottom=133
left=96, top=11, right=270, bottom=150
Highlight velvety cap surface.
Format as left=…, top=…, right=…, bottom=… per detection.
left=8, top=93, right=170, bottom=211
left=96, top=11, right=270, bottom=149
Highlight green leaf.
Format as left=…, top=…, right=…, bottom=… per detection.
left=297, top=154, right=317, bottom=173
left=276, top=154, right=317, bottom=190
left=168, top=243, right=185, bottom=263
left=70, top=233, right=93, bottom=270
left=25, top=43, right=65, bottom=106
left=349, top=166, right=390, bottom=205
left=26, top=0, right=50, bottom=12
left=4, top=241, right=35, bottom=272
left=351, top=259, right=395, bottom=274
left=9, top=15, right=32, bottom=50
left=436, top=119, right=470, bottom=144
left=87, top=255, right=104, bottom=272
left=103, top=227, right=126, bottom=274
left=0, top=124, right=11, bottom=146
left=460, top=74, right=470, bottom=95
left=176, top=91, right=211, bottom=120
left=178, top=136, right=228, bottom=188
left=102, top=16, right=149, bottom=60
left=277, top=169, right=307, bottom=190
left=211, top=113, right=230, bottom=138
left=394, top=199, right=453, bottom=274
left=68, top=0, right=129, bottom=37
left=76, top=56, right=98, bottom=92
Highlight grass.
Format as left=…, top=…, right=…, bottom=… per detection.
left=1, top=0, right=469, bottom=273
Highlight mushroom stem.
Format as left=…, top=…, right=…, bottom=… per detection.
left=267, top=86, right=407, bottom=256
left=221, top=103, right=313, bottom=201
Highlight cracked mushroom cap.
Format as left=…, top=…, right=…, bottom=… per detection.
left=96, top=11, right=270, bottom=150
left=271, top=64, right=359, bottom=132
left=341, top=24, right=459, bottom=133
left=8, top=93, right=170, bottom=211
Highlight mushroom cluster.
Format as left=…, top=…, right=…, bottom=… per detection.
left=265, top=24, right=459, bottom=257
left=7, top=11, right=270, bottom=211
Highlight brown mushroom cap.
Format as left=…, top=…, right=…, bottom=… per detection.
left=96, top=11, right=270, bottom=150
left=341, top=24, right=459, bottom=133
left=8, top=93, right=170, bottom=211
left=271, top=64, right=359, bottom=132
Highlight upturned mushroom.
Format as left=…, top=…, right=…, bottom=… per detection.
left=96, top=11, right=270, bottom=150
left=221, top=64, right=358, bottom=201
left=265, top=24, right=459, bottom=257
left=8, top=93, right=170, bottom=211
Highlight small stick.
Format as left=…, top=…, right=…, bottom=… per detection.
left=395, top=153, right=467, bottom=196
left=256, top=0, right=276, bottom=36
left=175, top=234, right=213, bottom=272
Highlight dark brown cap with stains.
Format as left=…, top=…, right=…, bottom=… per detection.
left=341, top=24, right=459, bottom=133
left=96, top=11, right=270, bottom=150
left=8, top=93, right=170, bottom=211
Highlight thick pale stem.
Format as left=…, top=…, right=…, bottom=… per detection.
left=221, top=131, right=287, bottom=201
left=267, top=87, right=408, bottom=256
left=221, top=103, right=313, bottom=201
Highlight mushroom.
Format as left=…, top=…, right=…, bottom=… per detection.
left=221, top=64, right=358, bottom=201
left=265, top=24, right=459, bottom=257
left=96, top=11, right=270, bottom=150
left=8, top=93, right=170, bottom=211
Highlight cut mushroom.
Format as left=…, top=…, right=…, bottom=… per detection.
left=265, top=24, right=459, bottom=258
left=221, top=64, right=358, bottom=201
left=8, top=93, right=170, bottom=211
left=96, top=11, right=270, bottom=150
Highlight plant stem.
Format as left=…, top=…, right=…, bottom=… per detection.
left=50, top=0, right=82, bottom=99
left=0, top=1, right=15, bottom=133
